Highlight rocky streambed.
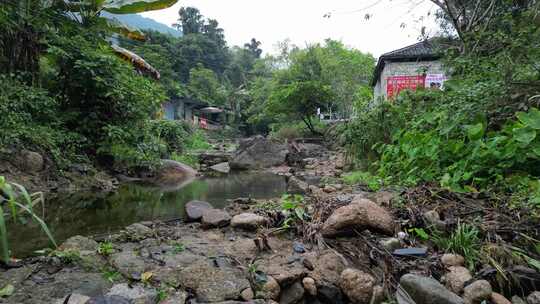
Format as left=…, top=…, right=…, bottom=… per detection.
left=1, top=136, right=540, bottom=304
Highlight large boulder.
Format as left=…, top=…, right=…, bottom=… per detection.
left=287, top=176, right=309, bottom=195
left=16, top=150, right=44, bottom=173
left=151, top=160, right=197, bottom=185
left=398, top=274, right=464, bottom=304
left=339, top=268, right=375, bottom=304
left=209, top=162, right=231, bottom=174
left=230, top=136, right=288, bottom=169
left=321, top=196, right=395, bottom=237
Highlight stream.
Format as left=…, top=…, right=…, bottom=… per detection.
left=8, top=171, right=286, bottom=257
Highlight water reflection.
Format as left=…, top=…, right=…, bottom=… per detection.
left=9, top=171, right=286, bottom=257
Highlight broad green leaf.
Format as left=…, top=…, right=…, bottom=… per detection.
left=517, top=108, right=540, bottom=129
left=0, top=284, right=14, bottom=297
left=102, top=0, right=178, bottom=14
left=466, top=123, right=485, bottom=141
left=513, top=127, right=537, bottom=145
left=106, top=18, right=146, bottom=41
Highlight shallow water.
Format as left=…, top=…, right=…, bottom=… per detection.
left=8, top=171, right=286, bottom=257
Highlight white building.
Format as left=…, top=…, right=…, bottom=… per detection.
left=372, top=39, right=448, bottom=100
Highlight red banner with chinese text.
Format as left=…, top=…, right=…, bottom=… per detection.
left=387, top=75, right=426, bottom=98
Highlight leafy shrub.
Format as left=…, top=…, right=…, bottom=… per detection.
left=0, top=75, right=82, bottom=167
left=147, top=120, right=191, bottom=152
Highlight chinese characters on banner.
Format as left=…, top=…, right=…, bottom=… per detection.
left=386, top=75, right=426, bottom=98
left=386, top=74, right=447, bottom=98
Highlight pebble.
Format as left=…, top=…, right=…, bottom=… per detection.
left=293, top=241, right=306, bottom=253
left=241, top=288, right=255, bottom=301
left=302, top=277, right=317, bottom=296
left=463, top=280, right=492, bottom=304
left=444, top=266, right=472, bottom=294
left=491, top=292, right=512, bottom=304
left=441, top=254, right=465, bottom=267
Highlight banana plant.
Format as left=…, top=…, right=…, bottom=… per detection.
left=59, top=0, right=179, bottom=78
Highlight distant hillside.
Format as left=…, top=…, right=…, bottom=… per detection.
left=101, top=12, right=182, bottom=37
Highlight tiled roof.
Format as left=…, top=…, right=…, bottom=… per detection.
left=371, top=38, right=446, bottom=86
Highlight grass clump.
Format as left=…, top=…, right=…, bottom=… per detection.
left=432, top=222, right=481, bottom=269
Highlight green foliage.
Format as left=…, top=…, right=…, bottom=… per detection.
left=102, top=269, right=122, bottom=283
left=432, top=223, right=481, bottom=269
left=280, top=194, right=307, bottom=229
left=342, top=171, right=382, bottom=191
left=0, top=176, right=56, bottom=263
left=97, top=242, right=114, bottom=256
left=172, top=242, right=185, bottom=254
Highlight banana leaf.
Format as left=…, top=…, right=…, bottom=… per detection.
left=106, top=17, right=146, bottom=41
left=102, top=0, right=178, bottom=14
left=111, top=44, right=160, bottom=79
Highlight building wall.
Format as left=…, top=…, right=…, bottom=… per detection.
left=374, top=60, right=445, bottom=99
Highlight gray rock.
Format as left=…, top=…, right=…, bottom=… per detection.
left=527, top=291, right=540, bottom=304
left=240, top=288, right=254, bottom=301
left=111, top=251, right=147, bottom=280
left=231, top=213, right=267, bottom=230
left=60, top=235, right=98, bottom=251
left=287, top=176, right=309, bottom=194
left=186, top=200, right=213, bottom=221
left=106, top=283, right=157, bottom=304
left=59, top=236, right=105, bottom=270
left=511, top=295, right=527, bottom=304
left=318, top=284, right=344, bottom=304
left=87, top=296, right=132, bottom=304
left=339, top=268, right=375, bottom=304
left=279, top=281, right=305, bottom=304
left=444, top=266, right=472, bottom=294
left=230, top=136, right=288, bottom=169
left=55, top=293, right=91, bottom=304
left=423, top=210, right=446, bottom=230
left=399, top=274, right=464, bottom=304
left=258, top=275, right=281, bottom=300
left=210, top=162, right=230, bottom=174
left=177, top=259, right=250, bottom=302
left=16, top=150, right=44, bottom=173
left=201, top=209, right=231, bottom=228
left=463, top=280, right=492, bottom=304
left=161, top=291, right=188, bottom=304
left=125, top=223, right=153, bottom=241
left=322, top=196, right=395, bottom=237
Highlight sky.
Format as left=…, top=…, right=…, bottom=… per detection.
left=141, top=0, right=440, bottom=57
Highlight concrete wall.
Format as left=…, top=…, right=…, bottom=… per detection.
left=374, top=60, right=445, bottom=99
